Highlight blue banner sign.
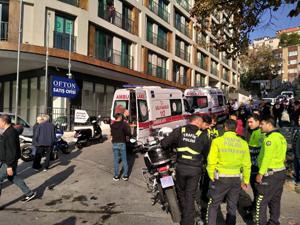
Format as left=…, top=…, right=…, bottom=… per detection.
left=51, top=76, right=79, bottom=98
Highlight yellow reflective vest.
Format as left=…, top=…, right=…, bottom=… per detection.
left=207, top=131, right=251, bottom=184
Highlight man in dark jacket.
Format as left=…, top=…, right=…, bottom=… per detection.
left=33, top=114, right=55, bottom=171
left=161, top=115, right=210, bottom=225
left=293, top=116, right=300, bottom=186
left=0, top=114, right=36, bottom=201
left=272, top=100, right=284, bottom=127
left=110, top=113, right=131, bottom=181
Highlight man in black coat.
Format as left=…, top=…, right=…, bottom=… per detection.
left=0, top=114, right=36, bottom=202
left=32, top=114, right=55, bottom=171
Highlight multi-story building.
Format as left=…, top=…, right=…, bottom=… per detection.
left=252, top=36, right=280, bottom=50
left=0, top=0, right=239, bottom=124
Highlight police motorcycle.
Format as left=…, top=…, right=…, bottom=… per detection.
left=52, top=125, right=71, bottom=158
left=131, top=127, right=181, bottom=223
left=74, top=116, right=103, bottom=149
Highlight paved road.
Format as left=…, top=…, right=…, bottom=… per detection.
left=0, top=140, right=299, bottom=225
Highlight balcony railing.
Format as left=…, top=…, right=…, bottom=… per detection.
left=53, top=31, right=76, bottom=52
left=99, top=8, right=135, bottom=34
left=0, top=21, right=8, bottom=41
left=176, top=0, right=191, bottom=12
left=95, top=45, right=134, bottom=70
left=148, top=0, right=170, bottom=23
left=175, top=20, right=192, bottom=39
left=176, top=48, right=190, bottom=62
left=197, top=59, right=208, bottom=71
left=147, top=30, right=168, bottom=51
left=210, top=66, right=219, bottom=76
left=147, top=62, right=168, bottom=79
left=58, top=0, right=80, bottom=7
left=210, top=47, right=219, bottom=58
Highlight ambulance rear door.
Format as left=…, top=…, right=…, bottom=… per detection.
left=135, top=89, right=150, bottom=144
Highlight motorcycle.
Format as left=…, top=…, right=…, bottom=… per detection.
left=19, top=135, right=34, bottom=162
left=132, top=128, right=181, bottom=223
left=74, top=116, right=103, bottom=149
left=19, top=126, right=70, bottom=162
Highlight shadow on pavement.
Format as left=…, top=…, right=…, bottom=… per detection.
left=53, top=216, right=77, bottom=225
left=0, top=148, right=82, bottom=192
left=0, top=165, right=75, bottom=209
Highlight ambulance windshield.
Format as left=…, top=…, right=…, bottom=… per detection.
left=187, top=96, right=208, bottom=109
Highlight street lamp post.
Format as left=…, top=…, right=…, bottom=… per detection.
left=66, top=23, right=73, bottom=130
left=15, top=0, right=23, bottom=122
left=44, top=12, right=50, bottom=114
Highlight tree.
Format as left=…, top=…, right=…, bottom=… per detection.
left=240, top=45, right=281, bottom=94
left=190, top=0, right=300, bottom=58
left=279, top=32, right=300, bottom=47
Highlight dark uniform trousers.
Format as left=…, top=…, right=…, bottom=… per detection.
left=255, top=170, right=286, bottom=225
left=207, top=177, right=241, bottom=225
left=176, top=163, right=202, bottom=225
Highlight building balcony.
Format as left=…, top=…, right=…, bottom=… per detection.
left=197, top=59, right=208, bottom=71
left=176, top=48, right=190, bottom=62
left=147, top=30, right=168, bottom=51
left=210, top=47, right=219, bottom=58
left=0, top=21, right=8, bottom=41
left=175, top=21, right=192, bottom=39
left=176, top=0, right=191, bottom=12
left=53, top=31, right=76, bottom=52
left=99, top=9, right=135, bottom=34
left=148, top=0, right=169, bottom=23
left=147, top=62, right=168, bottom=79
left=58, top=0, right=80, bottom=7
left=94, top=45, right=134, bottom=70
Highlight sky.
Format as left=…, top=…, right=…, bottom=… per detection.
left=249, top=3, right=300, bottom=41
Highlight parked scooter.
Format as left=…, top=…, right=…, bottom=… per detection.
left=74, top=116, right=103, bottom=149
left=131, top=128, right=181, bottom=223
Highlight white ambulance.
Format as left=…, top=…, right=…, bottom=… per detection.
left=111, top=86, right=189, bottom=144
left=184, top=87, right=228, bottom=121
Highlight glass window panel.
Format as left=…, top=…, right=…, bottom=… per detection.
left=29, top=78, right=38, bottom=125
left=55, top=16, right=64, bottom=32
left=20, top=79, right=28, bottom=121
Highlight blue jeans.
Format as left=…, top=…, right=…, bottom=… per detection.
left=0, top=162, right=33, bottom=196
left=112, top=143, right=128, bottom=177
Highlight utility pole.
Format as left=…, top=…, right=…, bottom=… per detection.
left=44, top=12, right=50, bottom=114
left=15, top=0, right=23, bottom=121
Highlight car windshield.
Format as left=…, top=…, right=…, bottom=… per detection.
left=10, top=116, right=30, bottom=128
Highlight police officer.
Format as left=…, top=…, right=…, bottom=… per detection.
left=246, top=114, right=264, bottom=211
left=255, top=116, right=287, bottom=225
left=161, top=115, right=210, bottom=225
left=206, top=119, right=251, bottom=225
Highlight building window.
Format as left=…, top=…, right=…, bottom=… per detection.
left=58, top=0, right=80, bottom=7
left=54, top=14, right=76, bottom=51
left=0, top=0, right=9, bottom=41
left=288, top=51, right=297, bottom=57
left=288, top=68, right=297, bottom=74
left=147, top=52, right=168, bottom=79
left=288, top=59, right=297, bottom=65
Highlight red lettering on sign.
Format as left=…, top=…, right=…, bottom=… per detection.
left=116, top=94, right=129, bottom=100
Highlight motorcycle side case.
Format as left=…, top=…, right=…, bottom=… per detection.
left=147, top=147, right=171, bottom=167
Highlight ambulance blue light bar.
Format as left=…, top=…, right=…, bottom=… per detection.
left=122, top=84, right=143, bottom=88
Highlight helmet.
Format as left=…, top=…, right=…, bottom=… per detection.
left=158, top=127, right=173, bottom=139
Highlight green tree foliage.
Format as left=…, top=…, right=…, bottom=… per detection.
left=191, top=0, right=300, bottom=57
left=240, top=46, right=281, bottom=92
left=279, top=33, right=300, bottom=47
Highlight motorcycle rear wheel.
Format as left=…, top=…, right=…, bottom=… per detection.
left=20, top=144, right=34, bottom=162
left=165, top=187, right=181, bottom=223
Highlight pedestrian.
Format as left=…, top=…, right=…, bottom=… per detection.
left=32, top=116, right=44, bottom=157
left=255, top=116, right=287, bottom=225
left=32, top=114, right=55, bottom=171
left=244, top=114, right=264, bottom=214
left=229, top=113, right=244, bottom=137
left=291, top=101, right=300, bottom=127
left=161, top=115, right=210, bottom=225
left=0, top=114, right=36, bottom=202
left=272, top=100, right=284, bottom=127
left=206, top=119, right=251, bottom=225
left=110, top=113, right=131, bottom=181
left=293, top=116, right=300, bottom=186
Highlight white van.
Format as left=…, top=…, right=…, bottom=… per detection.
left=280, top=91, right=294, bottom=100
left=184, top=87, right=228, bottom=122
left=111, top=86, right=189, bottom=144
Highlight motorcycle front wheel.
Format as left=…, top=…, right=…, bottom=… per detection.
left=165, top=187, right=181, bottom=223
left=20, top=144, right=34, bottom=162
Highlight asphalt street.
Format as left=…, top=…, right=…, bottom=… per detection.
left=0, top=140, right=299, bottom=225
